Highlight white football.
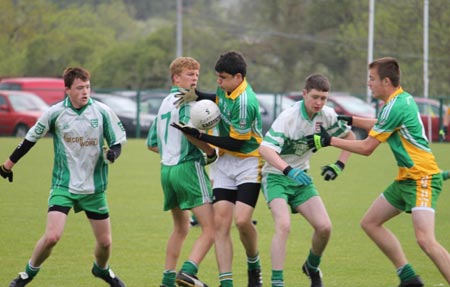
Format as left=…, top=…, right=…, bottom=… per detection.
left=190, top=100, right=221, bottom=130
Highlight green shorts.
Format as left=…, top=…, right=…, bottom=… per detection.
left=261, top=173, right=319, bottom=213
left=383, top=173, right=442, bottom=213
left=48, top=188, right=109, bottom=214
left=161, top=160, right=212, bottom=211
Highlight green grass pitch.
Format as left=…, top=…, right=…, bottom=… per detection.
left=0, top=137, right=449, bottom=286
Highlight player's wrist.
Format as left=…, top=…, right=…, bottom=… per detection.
left=335, top=160, right=345, bottom=170
left=283, top=165, right=293, bottom=176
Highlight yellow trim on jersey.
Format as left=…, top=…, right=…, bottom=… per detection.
left=396, top=137, right=440, bottom=180
left=415, top=176, right=432, bottom=208
left=226, top=79, right=247, bottom=100
left=384, top=87, right=404, bottom=104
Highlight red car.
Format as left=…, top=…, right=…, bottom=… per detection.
left=413, top=97, right=450, bottom=142
left=373, top=97, right=449, bottom=142
left=0, top=90, right=49, bottom=137
left=0, top=77, right=65, bottom=105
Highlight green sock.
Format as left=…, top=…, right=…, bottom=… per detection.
left=247, top=252, right=261, bottom=271
left=25, top=261, right=40, bottom=278
left=181, top=260, right=198, bottom=275
left=271, top=270, right=283, bottom=287
left=306, top=249, right=322, bottom=272
left=397, top=263, right=417, bottom=281
left=162, top=270, right=176, bottom=287
left=219, top=272, right=233, bottom=287
left=92, top=262, right=109, bottom=277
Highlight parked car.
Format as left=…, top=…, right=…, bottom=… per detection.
left=0, top=90, right=49, bottom=137
left=91, top=93, right=155, bottom=138
left=257, top=94, right=296, bottom=134
left=413, top=97, right=449, bottom=142
left=373, top=97, right=449, bottom=142
left=287, top=92, right=376, bottom=139
left=0, top=77, right=65, bottom=105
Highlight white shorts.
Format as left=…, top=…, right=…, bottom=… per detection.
left=212, top=153, right=261, bottom=190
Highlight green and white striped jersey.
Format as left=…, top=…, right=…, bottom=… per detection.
left=261, top=101, right=350, bottom=175
left=25, top=97, right=127, bottom=194
left=147, top=86, right=206, bottom=166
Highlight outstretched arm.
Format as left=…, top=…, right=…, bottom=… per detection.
left=331, top=135, right=380, bottom=156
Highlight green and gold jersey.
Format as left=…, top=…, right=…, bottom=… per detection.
left=215, top=79, right=262, bottom=158
left=369, top=87, right=440, bottom=180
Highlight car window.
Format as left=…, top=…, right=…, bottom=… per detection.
left=96, top=96, right=137, bottom=114
left=329, top=96, right=375, bottom=117
left=9, top=94, right=49, bottom=111
left=0, top=83, right=22, bottom=90
left=142, top=97, right=164, bottom=114
left=416, top=102, right=441, bottom=116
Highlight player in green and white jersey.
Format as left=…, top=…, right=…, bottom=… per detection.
left=307, top=57, right=450, bottom=286
left=147, top=57, right=216, bottom=287
left=258, top=74, right=355, bottom=287
left=172, top=51, right=263, bottom=287
left=1, top=67, right=127, bottom=287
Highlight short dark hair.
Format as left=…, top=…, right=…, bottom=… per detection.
left=369, top=57, right=400, bottom=87
left=63, top=67, right=90, bottom=88
left=304, top=73, right=330, bottom=92
left=214, top=51, right=247, bottom=77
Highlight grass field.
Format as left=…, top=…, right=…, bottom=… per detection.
left=0, top=137, right=449, bottom=287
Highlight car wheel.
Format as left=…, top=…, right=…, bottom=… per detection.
left=14, top=124, right=29, bottom=137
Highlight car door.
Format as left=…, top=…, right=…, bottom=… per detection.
left=0, top=94, right=14, bottom=135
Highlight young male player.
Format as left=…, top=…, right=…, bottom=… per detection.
left=147, top=56, right=217, bottom=287
left=258, top=73, right=355, bottom=287
left=0, top=67, right=127, bottom=287
left=307, top=57, right=450, bottom=286
left=172, top=51, right=263, bottom=287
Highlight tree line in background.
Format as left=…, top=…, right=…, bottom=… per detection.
left=1, top=0, right=449, bottom=100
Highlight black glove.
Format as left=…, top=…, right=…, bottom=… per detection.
left=0, top=164, right=13, bottom=182
left=337, top=115, right=353, bottom=126
left=321, top=160, right=345, bottom=181
left=170, top=122, right=202, bottom=139
left=306, top=125, right=332, bottom=152
left=103, top=147, right=118, bottom=164
left=106, top=149, right=117, bottom=163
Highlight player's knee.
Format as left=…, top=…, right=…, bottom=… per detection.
left=275, top=220, right=291, bottom=237
left=234, top=215, right=253, bottom=231
left=416, top=234, right=437, bottom=254
left=97, top=235, right=112, bottom=249
left=316, top=221, right=332, bottom=238
left=44, top=232, right=62, bottom=247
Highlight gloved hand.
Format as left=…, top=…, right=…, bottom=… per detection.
left=0, top=164, right=13, bottom=182
left=170, top=122, right=202, bottom=139
left=337, top=115, right=353, bottom=126
left=103, top=147, right=117, bottom=164
left=174, top=87, right=198, bottom=108
left=441, top=170, right=449, bottom=181
left=306, top=125, right=332, bottom=152
left=283, top=166, right=312, bottom=186
left=321, top=160, right=345, bottom=181
left=205, top=150, right=218, bottom=165
left=439, top=126, right=447, bottom=141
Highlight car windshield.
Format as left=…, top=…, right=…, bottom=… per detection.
left=257, top=94, right=295, bottom=114
left=330, top=96, right=375, bottom=116
left=96, top=96, right=137, bottom=114
left=9, top=93, right=49, bottom=111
